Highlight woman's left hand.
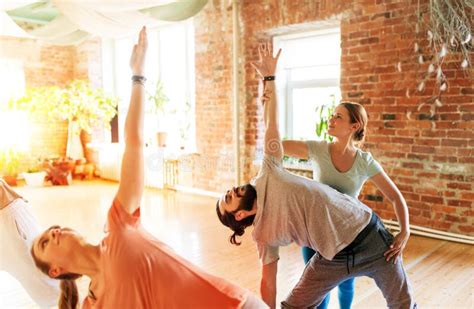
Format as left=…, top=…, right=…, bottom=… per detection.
left=384, top=230, right=410, bottom=263
left=130, top=26, right=148, bottom=76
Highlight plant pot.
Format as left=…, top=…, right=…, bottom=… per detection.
left=156, top=132, right=168, bottom=148
left=66, top=120, right=85, bottom=160
left=2, top=175, right=17, bottom=186
left=23, top=171, right=46, bottom=187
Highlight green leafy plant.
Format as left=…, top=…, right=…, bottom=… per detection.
left=0, top=149, right=21, bottom=176
left=26, top=157, right=44, bottom=173
left=315, top=94, right=336, bottom=142
left=147, top=80, right=169, bottom=116
left=9, top=80, right=118, bottom=133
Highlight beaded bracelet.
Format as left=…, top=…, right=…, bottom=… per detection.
left=132, top=75, right=147, bottom=86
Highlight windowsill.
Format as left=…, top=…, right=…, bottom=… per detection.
left=87, top=142, right=197, bottom=159
left=252, top=158, right=313, bottom=172
left=283, top=161, right=313, bottom=172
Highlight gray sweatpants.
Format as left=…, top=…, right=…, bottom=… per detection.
left=282, top=215, right=415, bottom=309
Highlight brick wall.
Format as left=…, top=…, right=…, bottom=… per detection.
left=194, top=0, right=473, bottom=235
left=0, top=37, right=72, bottom=171
left=0, top=36, right=104, bottom=172
left=193, top=0, right=238, bottom=190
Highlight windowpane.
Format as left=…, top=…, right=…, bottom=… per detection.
left=274, top=25, right=341, bottom=140
left=158, top=24, right=188, bottom=150
left=0, top=59, right=25, bottom=106
left=277, top=30, right=341, bottom=69
left=107, top=21, right=195, bottom=150
left=291, top=87, right=341, bottom=140
left=290, top=65, right=340, bottom=81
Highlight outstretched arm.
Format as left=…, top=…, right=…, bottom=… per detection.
left=281, top=140, right=309, bottom=160
left=260, top=260, right=278, bottom=308
left=252, top=44, right=283, bottom=160
left=115, top=27, right=148, bottom=214
left=0, top=179, right=23, bottom=210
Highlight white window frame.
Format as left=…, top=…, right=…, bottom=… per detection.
left=101, top=19, right=196, bottom=151
left=273, top=26, right=341, bottom=140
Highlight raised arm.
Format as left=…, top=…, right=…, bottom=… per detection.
left=115, top=27, right=148, bottom=214
left=252, top=44, right=282, bottom=160
left=282, top=140, right=309, bottom=160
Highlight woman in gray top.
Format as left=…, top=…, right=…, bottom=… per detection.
left=282, top=101, right=411, bottom=309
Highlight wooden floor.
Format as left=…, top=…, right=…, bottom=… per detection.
left=1, top=180, right=473, bottom=308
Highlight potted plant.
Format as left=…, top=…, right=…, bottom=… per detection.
left=147, top=80, right=170, bottom=147
left=315, top=94, right=336, bottom=142
left=43, top=157, right=75, bottom=186
left=9, top=80, right=118, bottom=160
left=22, top=158, right=46, bottom=186
left=0, top=149, right=21, bottom=186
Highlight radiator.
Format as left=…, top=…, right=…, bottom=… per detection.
left=98, top=143, right=165, bottom=189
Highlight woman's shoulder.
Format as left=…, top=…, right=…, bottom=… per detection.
left=306, top=139, right=328, bottom=146
left=357, top=148, right=377, bottom=162
left=306, top=139, right=329, bottom=156
left=356, top=148, right=383, bottom=175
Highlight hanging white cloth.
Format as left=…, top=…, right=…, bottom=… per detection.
left=52, top=0, right=168, bottom=38
left=2, top=0, right=208, bottom=45
left=0, top=11, right=32, bottom=38
left=0, top=1, right=38, bottom=11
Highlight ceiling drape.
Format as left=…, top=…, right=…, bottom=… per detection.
left=1, top=0, right=208, bottom=45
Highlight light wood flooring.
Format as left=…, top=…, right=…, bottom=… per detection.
left=1, top=180, right=473, bottom=308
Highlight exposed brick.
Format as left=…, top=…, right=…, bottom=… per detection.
left=460, top=88, right=474, bottom=95
left=439, top=174, right=467, bottom=181
left=441, top=139, right=468, bottom=147
left=447, top=183, right=472, bottom=190
left=416, top=172, right=438, bottom=178
left=461, top=192, right=474, bottom=201
left=402, top=162, right=423, bottom=169
left=459, top=225, right=474, bottom=234
left=447, top=200, right=472, bottom=207
left=445, top=215, right=462, bottom=222
left=408, top=154, right=430, bottom=161
left=421, top=195, right=444, bottom=204
left=412, top=145, right=435, bottom=154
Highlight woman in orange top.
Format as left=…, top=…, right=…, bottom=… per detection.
left=30, top=27, right=267, bottom=309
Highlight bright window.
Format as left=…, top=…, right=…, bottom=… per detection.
left=0, top=59, right=25, bottom=107
left=274, top=26, right=341, bottom=140
left=103, top=20, right=195, bottom=151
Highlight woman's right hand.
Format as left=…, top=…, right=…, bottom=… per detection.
left=251, top=43, right=281, bottom=79
left=130, top=26, right=148, bottom=76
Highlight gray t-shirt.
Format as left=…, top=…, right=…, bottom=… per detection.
left=252, top=155, right=372, bottom=265
left=307, top=140, right=383, bottom=198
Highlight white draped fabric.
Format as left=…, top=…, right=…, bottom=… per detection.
left=1, top=0, right=207, bottom=45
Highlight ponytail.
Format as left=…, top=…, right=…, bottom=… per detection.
left=59, top=276, right=80, bottom=309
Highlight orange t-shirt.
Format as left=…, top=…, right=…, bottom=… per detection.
left=82, top=199, right=247, bottom=309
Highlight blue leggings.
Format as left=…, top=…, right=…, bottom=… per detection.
left=302, top=246, right=355, bottom=309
